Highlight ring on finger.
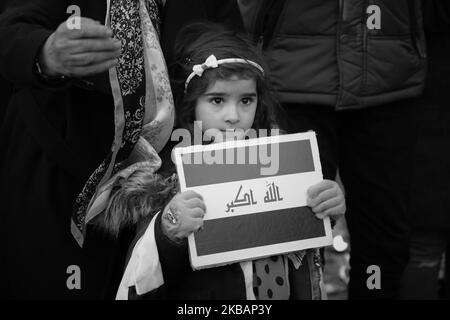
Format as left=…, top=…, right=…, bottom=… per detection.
left=165, top=207, right=178, bottom=225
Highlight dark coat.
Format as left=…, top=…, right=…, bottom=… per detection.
left=0, top=0, right=13, bottom=124
left=0, top=0, right=243, bottom=300
left=160, top=0, right=244, bottom=66
left=410, top=0, right=450, bottom=230
left=239, top=0, right=427, bottom=110
left=0, top=0, right=131, bottom=300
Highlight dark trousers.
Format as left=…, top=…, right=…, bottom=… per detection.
left=280, top=99, right=419, bottom=299
left=399, top=228, right=449, bottom=299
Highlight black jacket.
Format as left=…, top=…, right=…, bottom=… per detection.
left=410, top=0, right=450, bottom=230
left=0, top=0, right=14, bottom=125
left=0, top=0, right=122, bottom=300
left=160, top=0, right=243, bottom=67
left=239, top=0, right=427, bottom=110
left=0, top=0, right=241, bottom=299
left=0, top=0, right=243, bottom=299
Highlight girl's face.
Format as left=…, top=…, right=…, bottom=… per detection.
left=195, top=76, right=257, bottom=141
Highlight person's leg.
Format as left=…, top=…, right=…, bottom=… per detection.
left=339, top=100, right=419, bottom=299
left=399, top=229, right=447, bottom=299
left=445, top=245, right=450, bottom=299
left=288, top=257, right=312, bottom=300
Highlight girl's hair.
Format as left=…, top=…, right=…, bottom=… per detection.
left=170, top=22, right=281, bottom=133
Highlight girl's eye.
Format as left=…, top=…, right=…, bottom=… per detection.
left=241, top=97, right=254, bottom=105
left=210, top=97, right=224, bottom=105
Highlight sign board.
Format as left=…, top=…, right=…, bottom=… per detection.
left=173, top=132, right=333, bottom=270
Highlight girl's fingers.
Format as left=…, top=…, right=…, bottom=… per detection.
left=307, top=186, right=339, bottom=207
left=315, top=203, right=346, bottom=219
left=185, top=197, right=207, bottom=212
left=189, top=208, right=206, bottom=218
left=180, top=217, right=204, bottom=235
left=307, top=180, right=336, bottom=200
left=181, top=190, right=204, bottom=201
left=311, top=196, right=342, bottom=214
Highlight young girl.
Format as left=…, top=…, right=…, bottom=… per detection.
left=104, top=22, right=345, bottom=300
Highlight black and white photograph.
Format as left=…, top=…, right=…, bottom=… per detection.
left=0, top=0, right=449, bottom=309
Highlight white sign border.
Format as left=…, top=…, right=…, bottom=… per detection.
left=174, top=131, right=333, bottom=270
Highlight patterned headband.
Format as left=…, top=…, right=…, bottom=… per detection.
left=184, top=54, right=264, bottom=93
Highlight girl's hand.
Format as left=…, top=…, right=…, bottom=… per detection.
left=161, top=190, right=206, bottom=243
left=306, top=179, right=346, bottom=219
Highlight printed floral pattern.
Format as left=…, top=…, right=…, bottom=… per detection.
left=71, top=0, right=174, bottom=247
left=123, top=107, right=145, bottom=146
left=111, top=0, right=144, bottom=96
left=72, top=159, right=110, bottom=235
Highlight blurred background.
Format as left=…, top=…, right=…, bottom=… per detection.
left=324, top=217, right=448, bottom=300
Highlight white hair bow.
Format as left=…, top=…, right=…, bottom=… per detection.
left=184, top=54, right=264, bottom=93
left=192, top=54, right=219, bottom=77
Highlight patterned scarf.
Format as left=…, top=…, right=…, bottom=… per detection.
left=71, top=0, right=174, bottom=247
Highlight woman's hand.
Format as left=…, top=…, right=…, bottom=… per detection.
left=40, top=17, right=121, bottom=78
left=306, top=179, right=346, bottom=219
left=161, top=190, right=206, bottom=243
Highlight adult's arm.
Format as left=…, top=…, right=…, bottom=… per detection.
left=0, top=0, right=67, bottom=88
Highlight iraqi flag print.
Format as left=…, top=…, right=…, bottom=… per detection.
left=173, top=131, right=333, bottom=269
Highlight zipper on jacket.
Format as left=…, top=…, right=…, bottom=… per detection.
left=256, top=35, right=264, bottom=54
left=362, top=0, right=369, bottom=95
left=253, top=0, right=287, bottom=51
left=253, top=0, right=273, bottom=47
left=336, top=0, right=345, bottom=109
